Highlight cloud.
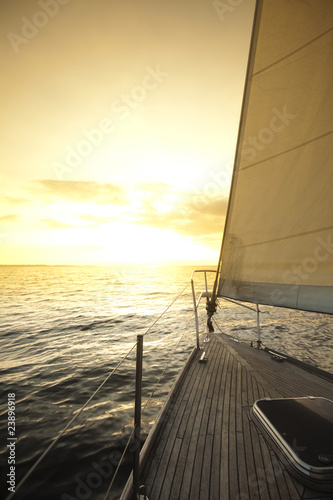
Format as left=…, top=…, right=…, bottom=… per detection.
left=134, top=194, right=227, bottom=236
left=79, top=214, right=117, bottom=225
left=26, top=180, right=228, bottom=239
left=31, top=180, right=128, bottom=205
left=40, top=219, right=78, bottom=229
left=0, top=214, right=21, bottom=223
left=138, top=182, right=171, bottom=193
left=136, top=210, right=225, bottom=236
left=80, top=214, right=117, bottom=224
left=199, top=198, right=229, bottom=216
left=40, top=215, right=118, bottom=229
left=0, top=197, right=30, bottom=205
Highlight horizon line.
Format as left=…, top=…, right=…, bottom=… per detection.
left=0, top=263, right=217, bottom=267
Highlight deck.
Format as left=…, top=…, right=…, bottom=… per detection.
left=121, top=333, right=333, bottom=500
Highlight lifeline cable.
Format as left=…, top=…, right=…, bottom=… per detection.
left=8, top=281, right=192, bottom=500
left=103, top=426, right=135, bottom=500
left=103, top=320, right=195, bottom=500
left=103, top=283, right=196, bottom=498
left=6, top=341, right=138, bottom=500
left=143, top=282, right=190, bottom=337
left=142, top=309, right=196, bottom=413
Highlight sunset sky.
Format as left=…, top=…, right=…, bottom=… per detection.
left=1, top=0, right=255, bottom=266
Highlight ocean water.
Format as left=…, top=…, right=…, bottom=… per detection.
left=0, top=265, right=332, bottom=500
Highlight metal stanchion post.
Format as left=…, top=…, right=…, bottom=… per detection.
left=133, top=334, right=143, bottom=497
left=191, top=279, right=200, bottom=350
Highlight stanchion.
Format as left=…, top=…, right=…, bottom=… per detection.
left=133, top=334, right=143, bottom=498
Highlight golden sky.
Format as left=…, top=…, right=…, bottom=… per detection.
left=1, top=0, right=255, bottom=265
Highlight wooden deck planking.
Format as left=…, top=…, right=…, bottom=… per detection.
left=199, top=432, right=214, bottom=500
left=143, top=359, right=197, bottom=497
left=134, top=333, right=333, bottom=500
left=242, top=411, right=260, bottom=499
left=159, top=438, right=182, bottom=500
left=228, top=359, right=238, bottom=500
left=194, top=346, right=222, bottom=500
left=257, top=433, right=282, bottom=500
left=220, top=350, right=231, bottom=499
left=209, top=345, right=229, bottom=500
left=223, top=335, right=332, bottom=399
left=171, top=346, right=217, bottom=500
left=169, top=360, right=208, bottom=498
left=149, top=357, right=206, bottom=499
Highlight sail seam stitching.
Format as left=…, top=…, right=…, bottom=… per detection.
left=246, top=225, right=333, bottom=248
left=253, top=26, right=333, bottom=77
left=239, top=129, right=333, bottom=172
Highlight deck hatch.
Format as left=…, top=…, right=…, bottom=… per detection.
left=251, top=396, right=333, bottom=492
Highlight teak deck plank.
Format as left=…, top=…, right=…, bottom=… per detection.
left=123, top=333, right=333, bottom=500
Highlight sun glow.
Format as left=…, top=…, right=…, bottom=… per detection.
left=94, top=223, right=214, bottom=264
left=1, top=223, right=215, bottom=266
left=0, top=0, right=256, bottom=266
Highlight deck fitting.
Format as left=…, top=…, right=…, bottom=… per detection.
left=199, top=351, right=208, bottom=363
left=138, top=484, right=148, bottom=499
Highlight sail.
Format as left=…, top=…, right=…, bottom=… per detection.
left=215, top=0, right=333, bottom=314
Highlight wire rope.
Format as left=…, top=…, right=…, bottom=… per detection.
left=142, top=311, right=195, bottom=413
left=6, top=341, right=138, bottom=500
left=142, top=282, right=190, bottom=337
left=103, top=290, right=196, bottom=498
left=103, top=426, right=135, bottom=500
left=8, top=281, right=192, bottom=500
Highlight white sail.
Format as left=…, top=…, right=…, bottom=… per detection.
left=215, top=0, right=333, bottom=314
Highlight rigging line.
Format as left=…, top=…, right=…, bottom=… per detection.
left=142, top=311, right=195, bottom=413
left=7, top=341, right=138, bottom=500
left=103, top=426, right=135, bottom=500
left=213, top=314, right=267, bottom=345
left=143, top=308, right=196, bottom=346
left=104, top=309, right=195, bottom=499
left=143, top=282, right=190, bottom=337
left=212, top=317, right=224, bottom=334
